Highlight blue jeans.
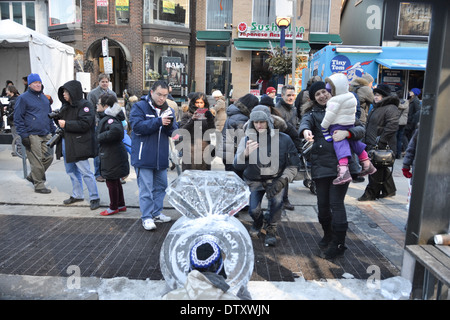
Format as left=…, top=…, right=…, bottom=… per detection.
left=62, top=139, right=99, bottom=201
left=248, top=180, right=284, bottom=228
left=135, top=167, right=167, bottom=221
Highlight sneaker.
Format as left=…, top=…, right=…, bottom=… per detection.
left=63, top=196, right=84, bottom=205
left=332, top=165, right=352, bottom=185
left=142, top=219, right=156, bottom=231
left=90, top=199, right=100, bottom=210
left=154, top=213, right=171, bottom=223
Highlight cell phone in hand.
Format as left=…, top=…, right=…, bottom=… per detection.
left=196, top=108, right=207, bottom=114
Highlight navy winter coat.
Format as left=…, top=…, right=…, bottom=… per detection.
left=14, top=87, right=55, bottom=139
left=129, top=95, right=178, bottom=169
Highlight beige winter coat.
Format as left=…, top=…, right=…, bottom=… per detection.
left=213, top=97, right=227, bottom=132
left=349, top=77, right=374, bottom=125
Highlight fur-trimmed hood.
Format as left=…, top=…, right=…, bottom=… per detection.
left=325, top=73, right=350, bottom=96
left=105, top=102, right=122, bottom=117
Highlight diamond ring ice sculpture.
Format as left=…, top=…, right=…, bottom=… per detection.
left=160, top=170, right=254, bottom=294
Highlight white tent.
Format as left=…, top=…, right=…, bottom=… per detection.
left=0, top=19, right=75, bottom=109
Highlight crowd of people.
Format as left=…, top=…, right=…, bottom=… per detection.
left=2, top=71, right=422, bottom=297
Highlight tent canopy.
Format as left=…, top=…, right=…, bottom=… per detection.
left=0, top=19, right=74, bottom=109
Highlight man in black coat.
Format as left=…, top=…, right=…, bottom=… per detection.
left=56, top=80, right=100, bottom=210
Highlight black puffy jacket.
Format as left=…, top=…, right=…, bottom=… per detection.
left=299, top=102, right=366, bottom=180
left=97, top=104, right=130, bottom=180
left=56, top=80, right=97, bottom=163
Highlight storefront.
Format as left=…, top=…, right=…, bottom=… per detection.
left=232, top=21, right=311, bottom=97
left=307, top=45, right=427, bottom=97
left=142, top=0, right=191, bottom=99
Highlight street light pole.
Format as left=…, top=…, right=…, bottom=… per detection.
left=276, top=17, right=291, bottom=94
left=291, top=0, right=297, bottom=89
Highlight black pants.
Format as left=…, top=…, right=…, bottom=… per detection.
left=314, top=177, right=349, bottom=231
left=362, top=166, right=396, bottom=199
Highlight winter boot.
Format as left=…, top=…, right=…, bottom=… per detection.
left=332, top=165, right=352, bottom=185
left=249, top=222, right=262, bottom=239
left=318, top=223, right=333, bottom=249
left=322, top=230, right=347, bottom=260
left=358, top=159, right=377, bottom=176
left=264, top=224, right=277, bottom=247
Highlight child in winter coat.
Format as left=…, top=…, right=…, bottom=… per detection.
left=97, top=93, right=130, bottom=216
left=321, top=73, right=376, bottom=185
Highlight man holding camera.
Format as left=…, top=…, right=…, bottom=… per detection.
left=129, top=80, right=178, bottom=231
left=55, top=80, right=100, bottom=210
left=14, top=73, right=55, bottom=194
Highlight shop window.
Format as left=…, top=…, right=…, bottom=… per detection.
left=96, top=0, right=108, bottom=24
left=143, top=43, right=188, bottom=96
left=253, top=0, right=276, bottom=25
left=49, top=0, right=81, bottom=26
left=143, top=0, right=189, bottom=28
left=397, top=2, right=431, bottom=38
left=115, top=0, right=129, bottom=25
left=251, top=51, right=272, bottom=95
left=206, top=0, right=232, bottom=30
left=205, top=44, right=230, bottom=95
left=0, top=1, right=35, bottom=30
left=310, top=0, right=330, bottom=33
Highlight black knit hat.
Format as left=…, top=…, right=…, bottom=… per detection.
left=238, top=93, right=259, bottom=111
left=373, top=84, right=392, bottom=97
left=259, top=94, right=275, bottom=108
left=309, top=81, right=326, bottom=101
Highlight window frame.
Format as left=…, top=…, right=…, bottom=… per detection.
left=396, top=2, right=431, bottom=38
left=0, top=1, right=36, bottom=30
left=309, top=0, right=331, bottom=34
left=48, top=0, right=81, bottom=26
left=95, top=0, right=109, bottom=25
left=206, top=0, right=233, bottom=30
left=142, top=0, right=189, bottom=28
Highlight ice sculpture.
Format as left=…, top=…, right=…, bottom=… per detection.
left=160, top=170, right=254, bottom=294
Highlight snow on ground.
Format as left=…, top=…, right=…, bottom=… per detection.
left=95, top=276, right=411, bottom=300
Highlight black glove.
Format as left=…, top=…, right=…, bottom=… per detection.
left=21, top=136, right=31, bottom=149
left=205, top=110, right=213, bottom=119
left=266, top=177, right=288, bottom=199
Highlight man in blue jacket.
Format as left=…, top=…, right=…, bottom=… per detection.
left=14, top=73, right=55, bottom=194
left=129, top=80, right=178, bottom=231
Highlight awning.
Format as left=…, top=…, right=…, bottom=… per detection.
left=196, top=31, right=231, bottom=41
left=309, top=33, right=342, bottom=44
left=376, top=58, right=426, bottom=71
left=233, top=39, right=311, bottom=51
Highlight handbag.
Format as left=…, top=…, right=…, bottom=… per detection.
left=368, top=137, right=395, bottom=167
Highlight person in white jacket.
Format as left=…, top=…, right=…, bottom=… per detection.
left=321, top=73, right=376, bottom=185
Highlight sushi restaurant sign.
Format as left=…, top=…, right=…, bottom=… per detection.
left=237, top=21, right=304, bottom=40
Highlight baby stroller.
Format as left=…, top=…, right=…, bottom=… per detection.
left=299, top=139, right=316, bottom=195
